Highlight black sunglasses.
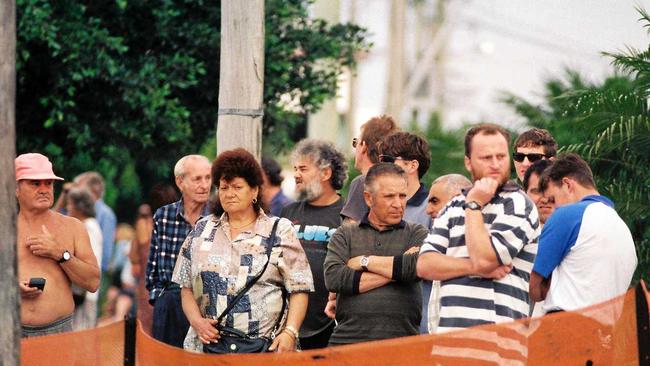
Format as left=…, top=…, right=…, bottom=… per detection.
left=379, top=154, right=406, bottom=163
left=512, top=152, right=548, bottom=163
left=352, top=138, right=359, bottom=148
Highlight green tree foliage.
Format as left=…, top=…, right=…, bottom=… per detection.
left=16, top=0, right=370, bottom=219
left=502, top=8, right=650, bottom=280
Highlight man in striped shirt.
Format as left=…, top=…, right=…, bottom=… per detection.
left=417, top=123, right=540, bottom=333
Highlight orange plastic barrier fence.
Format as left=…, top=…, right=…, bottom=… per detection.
left=21, top=320, right=124, bottom=366
left=21, top=283, right=650, bottom=366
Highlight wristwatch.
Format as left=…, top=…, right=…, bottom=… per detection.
left=463, top=201, right=483, bottom=211
left=58, top=250, right=72, bottom=264
left=360, top=256, right=370, bottom=271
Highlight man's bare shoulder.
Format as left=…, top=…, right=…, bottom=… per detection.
left=49, top=211, right=85, bottom=231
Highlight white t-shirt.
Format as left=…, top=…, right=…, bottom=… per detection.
left=533, top=195, right=637, bottom=312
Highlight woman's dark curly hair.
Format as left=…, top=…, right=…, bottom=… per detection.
left=211, top=148, right=266, bottom=216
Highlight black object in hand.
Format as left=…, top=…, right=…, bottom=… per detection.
left=28, top=277, right=46, bottom=291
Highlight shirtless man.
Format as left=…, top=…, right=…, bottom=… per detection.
left=16, top=153, right=100, bottom=337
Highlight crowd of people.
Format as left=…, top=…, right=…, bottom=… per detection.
left=16, top=117, right=638, bottom=358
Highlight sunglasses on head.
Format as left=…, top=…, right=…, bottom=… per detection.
left=378, top=154, right=405, bottom=163
left=512, top=152, right=548, bottom=163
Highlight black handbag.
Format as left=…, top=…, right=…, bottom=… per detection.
left=203, top=218, right=286, bottom=354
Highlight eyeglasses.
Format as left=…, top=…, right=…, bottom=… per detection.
left=352, top=138, right=359, bottom=148
left=512, top=152, right=548, bottom=163
left=378, top=154, right=406, bottom=163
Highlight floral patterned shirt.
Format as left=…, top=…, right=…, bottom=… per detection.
left=171, top=210, right=314, bottom=352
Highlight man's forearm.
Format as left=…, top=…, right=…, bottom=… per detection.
left=464, top=210, right=499, bottom=271
left=417, top=252, right=475, bottom=281
left=366, top=256, right=394, bottom=278
left=61, top=256, right=100, bottom=292
left=358, top=272, right=392, bottom=293
left=529, top=272, right=551, bottom=302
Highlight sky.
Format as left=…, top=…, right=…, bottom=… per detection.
left=339, top=0, right=649, bottom=132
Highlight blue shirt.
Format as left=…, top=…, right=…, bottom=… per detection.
left=533, top=195, right=613, bottom=278
left=533, top=194, right=636, bottom=311
left=270, top=190, right=294, bottom=217
left=95, top=199, right=116, bottom=272
left=145, top=199, right=209, bottom=302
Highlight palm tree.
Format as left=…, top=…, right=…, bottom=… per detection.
left=503, top=7, right=650, bottom=281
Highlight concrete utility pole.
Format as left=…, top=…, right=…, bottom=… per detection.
left=0, top=0, right=20, bottom=364
left=216, top=0, right=265, bottom=160
left=385, top=0, right=405, bottom=121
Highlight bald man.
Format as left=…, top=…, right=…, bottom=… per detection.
left=420, top=174, right=472, bottom=333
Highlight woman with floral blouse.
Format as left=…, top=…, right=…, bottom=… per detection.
left=172, top=148, right=314, bottom=353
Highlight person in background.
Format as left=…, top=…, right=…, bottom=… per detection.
left=74, top=172, right=117, bottom=277
left=66, top=187, right=103, bottom=330
left=146, top=155, right=212, bottom=348
left=98, top=224, right=138, bottom=327
left=523, top=159, right=555, bottom=226
left=378, top=131, right=432, bottom=228
left=422, top=174, right=472, bottom=334
left=513, top=128, right=557, bottom=182
left=262, top=157, right=294, bottom=217
left=130, top=183, right=178, bottom=334
left=281, top=139, right=348, bottom=349
left=522, top=159, right=555, bottom=317
left=173, top=148, right=314, bottom=353
left=340, top=115, right=399, bottom=223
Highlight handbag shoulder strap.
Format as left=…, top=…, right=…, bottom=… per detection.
left=216, top=218, right=281, bottom=324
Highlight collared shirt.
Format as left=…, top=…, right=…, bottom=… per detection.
left=95, top=199, right=116, bottom=272
left=324, top=212, right=428, bottom=344
left=404, top=182, right=431, bottom=229
left=172, top=210, right=314, bottom=352
left=421, top=180, right=540, bottom=333
left=145, top=199, right=209, bottom=302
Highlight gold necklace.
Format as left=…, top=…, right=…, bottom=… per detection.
left=230, top=217, right=257, bottom=230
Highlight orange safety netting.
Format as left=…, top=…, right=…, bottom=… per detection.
left=21, top=320, right=124, bottom=366
left=21, top=283, right=649, bottom=366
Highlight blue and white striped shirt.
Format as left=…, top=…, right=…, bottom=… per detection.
left=145, top=199, right=209, bottom=302
left=421, top=181, right=540, bottom=333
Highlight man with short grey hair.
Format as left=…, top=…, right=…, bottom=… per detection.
left=324, top=163, right=428, bottom=345
left=281, top=138, right=348, bottom=349
left=146, top=154, right=212, bottom=347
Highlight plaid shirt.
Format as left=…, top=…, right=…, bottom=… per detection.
left=145, top=199, right=209, bottom=302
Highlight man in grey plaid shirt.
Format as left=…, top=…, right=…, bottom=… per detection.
left=145, top=155, right=211, bottom=347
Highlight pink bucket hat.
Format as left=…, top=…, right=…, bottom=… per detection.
left=15, top=153, right=64, bottom=181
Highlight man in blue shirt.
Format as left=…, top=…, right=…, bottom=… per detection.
left=145, top=155, right=211, bottom=347
left=529, top=153, right=637, bottom=312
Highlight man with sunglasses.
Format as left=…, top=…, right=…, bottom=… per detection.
left=378, top=132, right=432, bottom=229
left=513, top=128, right=557, bottom=182
left=341, top=115, right=399, bottom=223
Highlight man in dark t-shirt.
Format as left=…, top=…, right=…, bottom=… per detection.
left=281, top=139, right=348, bottom=350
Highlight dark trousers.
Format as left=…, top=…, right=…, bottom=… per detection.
left=299, top=322, right=335, bottom=350
left=152, top=288, right=190, bottom=348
